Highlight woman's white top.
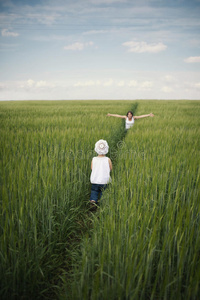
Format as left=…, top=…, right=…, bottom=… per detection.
left=90, top=156, right=111, bottom=184
left=125, top=117, right=134, bottom=129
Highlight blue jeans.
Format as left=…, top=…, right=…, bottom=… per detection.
left=90, top=184, right=107, bottom=203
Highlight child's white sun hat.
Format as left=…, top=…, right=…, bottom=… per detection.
left=95, top=139, right=109, bottom=155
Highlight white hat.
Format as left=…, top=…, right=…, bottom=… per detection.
left=95, top=139, right=109, bottom=155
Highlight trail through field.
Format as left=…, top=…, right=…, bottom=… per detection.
left=88, top=104, right=138, bottom=213
left=62, top=100, right=200, bottom=300
left=0, top=100, right=139, bottom=300
left=2, top=100, right=199, bottom=300
left=59, top=103, right=139, bottom=296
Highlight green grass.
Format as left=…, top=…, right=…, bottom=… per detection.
left=64, top=100, right=200, bottom=300
left=1, top=100, right=199, bottom=299
left=0, top=100, right=135, bottom=299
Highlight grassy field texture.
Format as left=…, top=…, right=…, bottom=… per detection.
left=0, top=100, right=135, bottom=299
left=0, top=100, right=199, bottom=300
left=64, top=100, right=200, bottom=300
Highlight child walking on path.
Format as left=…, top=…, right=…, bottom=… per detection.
left=90, top=139, right=112, bottom=204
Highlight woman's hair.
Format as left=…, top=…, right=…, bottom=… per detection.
left=126, top=111, right=133, bottom=117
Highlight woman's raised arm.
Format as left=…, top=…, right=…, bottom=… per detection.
left=107, top=113, right=126, bottom=119
left=134, top=113, right=154, bottom=120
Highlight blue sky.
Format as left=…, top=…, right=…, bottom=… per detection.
left=0, top=0, right=200, bottom=100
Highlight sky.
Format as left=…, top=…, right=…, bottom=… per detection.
left=0, top=0, right=200, bottom=100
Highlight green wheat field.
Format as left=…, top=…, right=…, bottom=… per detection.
left=0, top=100, right=200, bottom=300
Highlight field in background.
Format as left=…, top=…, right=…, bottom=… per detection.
left=0, top=100, right=135, bottom=299
left=64, top=100, right=200, bottom=300
left=1, top=100, right=200, bottom=299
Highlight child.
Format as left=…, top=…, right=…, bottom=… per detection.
left=90, top=139, right=112, bottom=204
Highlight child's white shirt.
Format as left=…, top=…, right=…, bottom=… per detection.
left=90, top=156, right=111, bottom=184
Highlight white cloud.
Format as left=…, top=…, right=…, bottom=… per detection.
left=1, top=75, right=200, bottom=101
left=140, top=81, right=153, bottom=88
left=122, top=41, right=167, bottom=53
left=23, top=79, right=55, bottom=89
left=103, top=79, right=114, bottom=86
left=127, top=80, right=153, bottom=89
left=184, top=56, right=200, bottom=63
left=36, top=81, right=52, bottom=88
left=162, top=86, right=173, bottom=93
left=194, top=82, right=200, bottom=88
left=117, top=81, right=125, bottom=87
left=1, top=29, right=19, bottom=37
left=164, top=75, right=175, bottom=82
left=0, top=82, right=7, bottom=89
left=35, top=14, right=59, bottom=25
left=0, top=79, right=57, bottom=92
left=64, top=41, right=94, bottom=51
left=27, top=79, right=35, bottom=87
left=74, top=80, right=101, bottom=87
left=83, top=30, right=108, bottom=35
left=73, top=79, right=152, bottom=90
left=73, top=79, right=113, bottom=88
left=128, top=80, right=138, bottom=87
left=64, top=42, right=84, bottom=51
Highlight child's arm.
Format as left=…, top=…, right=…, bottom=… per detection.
left=108, top=158, right=113, bottom=171
left=107, top=113, right=126, bottom=119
